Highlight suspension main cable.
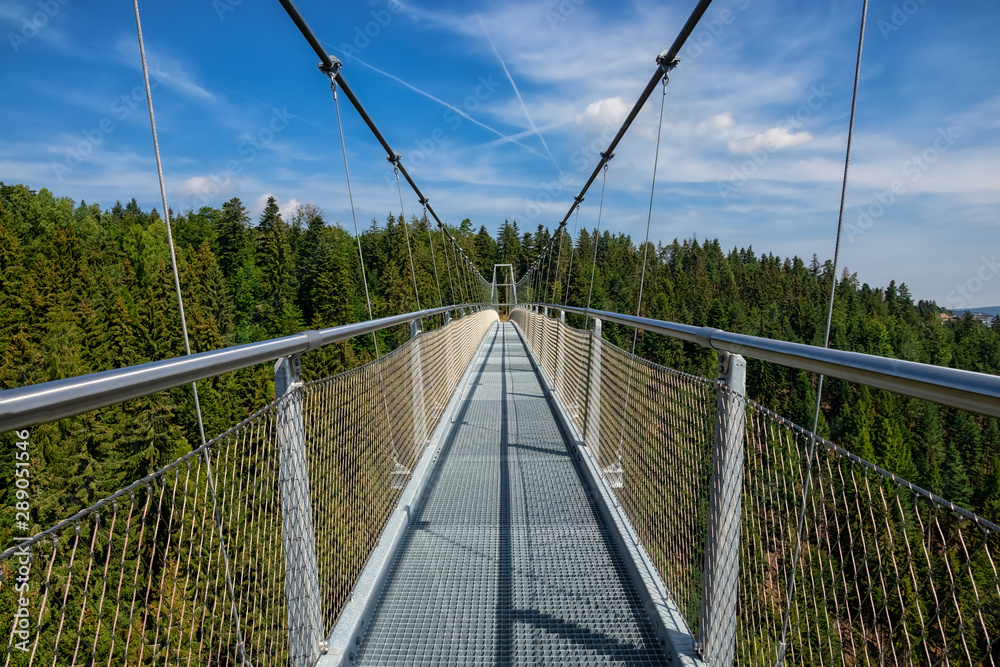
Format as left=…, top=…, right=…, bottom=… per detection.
left=278, top=0, right=490, bottom=302
left=517, top=0, right=705, bottom=291
left=776, top=1, right=869, bottom=664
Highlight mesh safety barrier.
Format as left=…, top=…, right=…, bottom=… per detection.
left=1, top=405, right=288, bottom=666
left=510, top=307, right=716, bottom=636
left=1, top=309, right=497, bottom=666
left=303, top=309, right=497, bottom=634
left=512, top=306, right=1000, bottom=666
left=739, top=399, right=1000, bottom=667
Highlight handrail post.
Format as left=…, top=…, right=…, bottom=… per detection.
left=275, top=354, right=325, bottom=665
left=585, top=318, right=602, bottom=461
left=699, top=352, right=746, bottom=667
left=555, top=310, right=566, bottom=399
left=410, top=320, right=428, bottom=457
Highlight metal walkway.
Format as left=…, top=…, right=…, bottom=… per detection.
left=353, top=323, right=667, bottom=666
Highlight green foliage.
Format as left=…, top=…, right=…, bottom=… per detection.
left=1, top=180, right=999, bottom=661
left=546, top=228, right=999, bottom=519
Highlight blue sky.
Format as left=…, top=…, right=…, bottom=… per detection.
left=1, top=0, right=998, bottom=308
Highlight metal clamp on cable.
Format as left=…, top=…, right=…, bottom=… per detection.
left=600, top=150, right=615, bottom=163
left=318, top=56, right=342, bottom=77
left=656, top=53, right=680, bottom=73
left=387, top=152, right=402, bottom=166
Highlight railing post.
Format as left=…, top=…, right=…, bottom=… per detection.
left=410, top=320, right=428, bottom=457
left=275, top=355, right=325, bottom=666
left=585, top=318, right=602, bottom=461
left=445, top=310, right=457, bottom=384
left=699, top=352, right=746, bottom=667
left=555, top=310, right=566, bottom=398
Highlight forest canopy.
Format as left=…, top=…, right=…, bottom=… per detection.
left=1, top=182, right=998, bottom=535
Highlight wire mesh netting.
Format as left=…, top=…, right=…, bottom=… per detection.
left=740, top=398, right=1000, bottom=667
left=512, top=306, right=1000, bottom=666
left=0, top=404, right=288, bottom=666
left=1, top=309, right=498, bottom=666
left=510, top=307, right=717, bottom=635
left=303, top=309, right=497, bottom=634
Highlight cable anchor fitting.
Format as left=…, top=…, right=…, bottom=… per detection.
left=318, top=56, right=342, bottom=77
left=319, top=57, right=343, bottom=93
left=656, top=53, right=680, bottom=73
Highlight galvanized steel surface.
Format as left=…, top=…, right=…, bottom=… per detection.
left=514, top=306, right=1000, bottom=666
left=529, top=303, right=1000, bottom=420
left=512, top=308, right=716, bottom=639
left=353, top=323, right=668, bottom=665
left=0, top=310, right=498, bottom=665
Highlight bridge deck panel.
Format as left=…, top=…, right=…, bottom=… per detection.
left=353, top=323, right=667, bottom=666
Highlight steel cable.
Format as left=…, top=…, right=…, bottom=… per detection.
left=777, top=1, right=869, bottom=662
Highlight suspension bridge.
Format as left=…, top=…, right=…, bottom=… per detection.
left=3, top=0, right=1000, bottom=666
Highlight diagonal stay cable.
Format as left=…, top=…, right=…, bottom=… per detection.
left=277, top=0, right=490, bottom=291
left=584, top=162, right=611, bottom=330
left=549, top=226, right=564, bottom=305
left=775, top=1, right=869, bottom=664
left=328, top=74, right=406, bottom=473
left=392, top=161, right=423, bottom=313
left=519, top=0, right=714, bottom=289
left=329, top=79, right=378, bottom=350
left=130, top=1, right=247, bottom=661
left=423, top=205, right=444, bottom=308
left=563, top=201, right=582, bottom=307
left=613, top=73, right=671, bottom=470
left=131, top=0, right=207, bottom=448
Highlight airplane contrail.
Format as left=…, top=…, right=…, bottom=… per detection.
left=325, top=43, right=552, bottom=163
left=476, top=14, right=557, bottom=166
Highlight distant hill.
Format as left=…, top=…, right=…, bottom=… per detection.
left=951, top=306, right=1000, bottom=317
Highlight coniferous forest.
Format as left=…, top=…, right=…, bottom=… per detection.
left=1, top=181, right=999, bottom=547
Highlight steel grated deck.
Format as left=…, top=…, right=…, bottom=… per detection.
left=352, top=323, right=668, bottom=666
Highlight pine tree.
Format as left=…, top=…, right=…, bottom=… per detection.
left=257, top=204, right=304, bottom=337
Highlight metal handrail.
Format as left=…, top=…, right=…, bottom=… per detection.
left=0, top=303, right=488, bottom=432
left=524, top=303, right=1000, bottom=419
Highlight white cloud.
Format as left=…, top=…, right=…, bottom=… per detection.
left=728, top=127, right=814, bottom=153
left=695, top=113, right=735, bottom=137
left=280, top=198, right=302, bottom=220
left=575, top=97, right=629, bottom=131
left=250, top=193, right=301, bottom=221
left=175, top=176, right=213, bottom=196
